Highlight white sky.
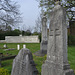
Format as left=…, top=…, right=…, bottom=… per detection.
left=12, top=0, right=41, bottom=30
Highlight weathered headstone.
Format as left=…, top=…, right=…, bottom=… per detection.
left=11, top=48, right=38, bottom=75
left=40, top=15, right=48, bottom=54
left=17, top=44, right=20, bottom=50
left=23, top=44, right=26, bottom=49
left=41, top=3, right=74, bottom=75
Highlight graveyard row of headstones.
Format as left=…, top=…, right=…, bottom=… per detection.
left=0, top=44, right=26, bottom=50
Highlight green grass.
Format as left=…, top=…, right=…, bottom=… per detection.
left=68, top=46, right=75, bottom=73
left=0, top=43, right=75, bottom=75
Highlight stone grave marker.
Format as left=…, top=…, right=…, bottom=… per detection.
left=3, top=44, right=7, bottom=48
left=41, top=2, right=74, bottom=75
left=17, top=44, right=20, bottom=50
left=23, top=44, right=26, bottom=49
left=4, top=48, right=15, bottom=51
left=11, top=48, right=38, bottom=75
left=34, top=15, right=48, bottom=56
left=40, top=15, right=48, bottom=54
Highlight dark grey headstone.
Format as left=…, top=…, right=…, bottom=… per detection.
left=11, top=48, right=38, bottom=75
left=41, top=3, right=74, bottom=75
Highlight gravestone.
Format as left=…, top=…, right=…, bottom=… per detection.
left=41, top=3, right=74, bottom=75
left=4, top=48, right=15, bottom=51
left=3, top=44, right=7, bottom=48
left=11, top=48, right=38, bottom=75
left=17, top=44, right=20, bottom=50
left=40, top=15, right=48, bottom=54
left=34, top=15, right=48, bottom=56
left=23, top=44, right=26, bottom=49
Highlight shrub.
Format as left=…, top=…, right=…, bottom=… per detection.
left=38, top=33, right=41, bottom=42
left=0, top=68, right=9, bottom=75
left=68, top=35, right=75, bottom=45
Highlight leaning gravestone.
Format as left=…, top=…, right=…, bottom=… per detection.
left=11, top=48, right=38, bottom=75
left=41, top=2, right=74, bottom=75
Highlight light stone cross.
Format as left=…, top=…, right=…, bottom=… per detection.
left=48, top=15, right=61, bottom=62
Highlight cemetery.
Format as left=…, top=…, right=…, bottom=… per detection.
left=0, top=0, right=75, bottom=75
left=0, top=43, right=75, bottom=75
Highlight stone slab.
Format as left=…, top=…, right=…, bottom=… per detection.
left=11, top=48, right=38, bottom=75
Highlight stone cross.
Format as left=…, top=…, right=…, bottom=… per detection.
left=41, top=4, right=74, bottom=75
left=42, top=16, right=47, bottom=42
left=40, top=15, right=48, bottom=54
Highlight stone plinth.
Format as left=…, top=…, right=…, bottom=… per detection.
left=40, top=41, right=48, bottom=54
left=41, top=4, right=74, bottom=75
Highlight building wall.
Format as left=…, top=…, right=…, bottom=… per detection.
left=0, top=36, right=39, bottom=43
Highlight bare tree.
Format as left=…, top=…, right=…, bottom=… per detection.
left=0, top=0, right=22, bottom=31
left=34, top=10, right=44, bottom=33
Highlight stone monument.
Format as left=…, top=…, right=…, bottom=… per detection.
left=11, top=48, right=38, bottom=75
left=41, top=2, right=74, bottom=75
left=40, top=15, right=48, bottom=54
left=17, top=44, right=20, bottom=50
left=34, top=15, right=48, bottom=56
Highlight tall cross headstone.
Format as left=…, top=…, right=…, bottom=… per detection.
left=40, top=15, right=48, bottom=54
left=41, top=3, right=74, bottom=75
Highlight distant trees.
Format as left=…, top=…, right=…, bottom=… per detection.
left=0, top=0, right=22, bottom=31
left=22, top=30, right=31, bottom=36
left=37, top=0, right=75, bottom=21
left=34, top=17, right=42, bottom=33
left=0, top=29, right=21, bottom=40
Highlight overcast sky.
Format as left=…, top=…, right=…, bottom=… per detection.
left=12, top=0, right=41, bottom=30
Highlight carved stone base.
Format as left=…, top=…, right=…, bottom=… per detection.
left=41, top=61, right=74, bottom=75
left=40, top=41, right=48, bottom=52
left=34, top=41, right=47, bottom=56
left=34, top=50, right=47, bottom=56
left=64, top=69, right=74, bottom=75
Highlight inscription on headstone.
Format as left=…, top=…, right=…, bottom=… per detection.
left=41, top=4, right=74, bottom=75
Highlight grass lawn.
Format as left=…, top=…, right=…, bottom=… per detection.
left=0, top=43, right=75, bottom=75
